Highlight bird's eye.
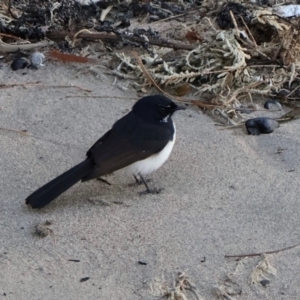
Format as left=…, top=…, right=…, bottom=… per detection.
left=159, top=105, right=171, bottom=111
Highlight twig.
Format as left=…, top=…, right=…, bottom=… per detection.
left=240, top=16, right=257, bottom=47
left=225, top=243, right=300, bottom=258
left=141, top=13, right=149, bottom=23
left=72, top=29, right=95, bottom=46
left=0, top=33, right=23, bottom=41
left=286, top=83, right=300, bottom=98
left=131, top=50, right=190, bottom=104
left=48, top=49, right=96, bottom=63
left=277, top=107, right=300, bottom=122
left=235, top=18, right=285, bottom=69
left=0, top=82, right=91, bottom=92
left=225, top=81, right=264, bottom=106
left=32, top=84, right=91, bottom=92
left=230, top=13, right=278, bottom=67
left=132, top=51, right=222, bottom=108
left=248, top=65, right=280, bottom=68
left=218, top=123, right=244, bottom=130
left=237, top=37, right=273, bottom=62
left=229, top=10, right=240, bottom=31
left=0, top=82, right=39, bottom=89
left=47, top=31, right=195, bottom=51
left=66, top=95, right=135, bottom=99
left=0, top=127, right=28, bottom=136
left=192, top=100, right=224, bottom=109
left=203, top=17, right=218, bottom=33
left=0, top=40, right=50, bottom=53
left=131, top=50, right=175, bottom=97
left=100, top=4, right=113, bottom=22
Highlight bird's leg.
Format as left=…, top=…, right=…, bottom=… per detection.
left=134, top=175, right=142, bottom=185
left=130, top=175, right=152, bottom=186
left=138, top=174, right=161, bottom=195
left=128, top=175, right=142, bottom=187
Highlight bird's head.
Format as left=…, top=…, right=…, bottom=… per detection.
left=133, top=95, right=186, bottom=122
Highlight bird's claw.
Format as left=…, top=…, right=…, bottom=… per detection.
left=139, top=188, right=162, bottom=195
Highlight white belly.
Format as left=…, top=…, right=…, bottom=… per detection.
left=125, top=129, right=176, bottom=176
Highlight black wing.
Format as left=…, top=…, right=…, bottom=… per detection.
left=82, top=111, right=174, bottom=181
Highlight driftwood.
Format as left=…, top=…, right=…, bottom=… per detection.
left=0, top=40, right=50, bottom=53
left=47, top=31, right=195, bottom=51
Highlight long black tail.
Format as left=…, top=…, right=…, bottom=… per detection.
left=25, top=159, right=94, bottom=209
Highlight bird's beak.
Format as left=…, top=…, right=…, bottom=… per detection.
left=174, top=103, right=186, bottom=111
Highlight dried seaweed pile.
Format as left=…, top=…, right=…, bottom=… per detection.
left=1, top=0, right=300, bottom=123
left=0, top=1, right=200, bottom=62
left=115, top=2, right=300, bottom=122
left=0, top=0, right=198, bottom=39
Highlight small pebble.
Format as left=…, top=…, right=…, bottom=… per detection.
left=260, top=279, right=270, bottom=287
left=80, top=277, right=90, bottom=282
left=245, top=117, right=279, bottom=135
left=277, top=89, right=290, bottom=96
left=264, top=99, right=282, bottom=110
left=11, top=57, right=29, bottom=71
left=30, top=51, right=45, bottom=68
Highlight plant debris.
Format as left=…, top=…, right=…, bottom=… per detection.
left=149, top=272, right=202, bottom=300
left=213, top=278, right=242, bottom=300
left=48, top=49, right=96, bottom=63
left=34, top=220, right=53, bottom=238
left=68, top=259, right=80, bottom=262
left=2, top=0, right=300, bottom=125
left=250, top=255, right=277, bottom=285
left=80, top=277, right=90, bottom=282
left=216, top=2, right=252, bottom=29
left=225, top=242, right=300, bottom=258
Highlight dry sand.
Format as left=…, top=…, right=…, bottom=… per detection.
left=0, top=60, right=300, bottom=299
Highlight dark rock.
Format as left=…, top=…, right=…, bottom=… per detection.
left=11, top=57, right=29, bottom=71
left=245, top=117, right=279, bottom=135
left=264, top=99, right=282, bottom=110
left=260, top=279, right=270, bottom=287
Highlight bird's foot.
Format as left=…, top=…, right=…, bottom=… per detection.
left=139, top=187, right=162, bottom=195
left=133, top=174, right=161, bottom=195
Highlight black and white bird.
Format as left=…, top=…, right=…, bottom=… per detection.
left=25, top=95, right=185, bottom=209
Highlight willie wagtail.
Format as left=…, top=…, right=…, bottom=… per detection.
left=25, top=95, right=185, bottom=208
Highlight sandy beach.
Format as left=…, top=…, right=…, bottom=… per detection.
left=0, top=60, right=300, bottom=299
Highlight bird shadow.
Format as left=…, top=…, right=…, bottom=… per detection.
left=22, top=175, right=154, bottom=213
